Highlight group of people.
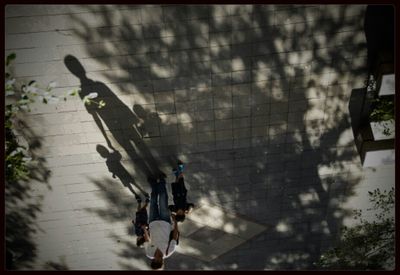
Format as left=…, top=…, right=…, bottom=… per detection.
left=132, top=162, right=194, bottom=270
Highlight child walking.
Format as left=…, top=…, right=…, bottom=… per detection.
left=168, top=162, right=194, bottom=222
left=132, top=194, right=150, bottom=247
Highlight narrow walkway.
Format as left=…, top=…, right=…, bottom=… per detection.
left=5, top=4, right=395, bottom=270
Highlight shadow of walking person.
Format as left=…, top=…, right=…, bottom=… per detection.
left=133, top=104, right=179, bottom=168
left=64, top=55, right=163, bottom=182
left=96, top=145, right=148, bottom=199
left=133, top=104, right=162, bottom=138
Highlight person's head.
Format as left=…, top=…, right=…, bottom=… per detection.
left=150, top=249, right=164, bottom=270
left=175, top=209, right=186, bottom=222
left=64, top=55, right=86, bottom=79
left=96, top=145, right=110, bottom=158
left=133, top=104, right=147, bottom=119
left=136, top=236, right=145, bottom=247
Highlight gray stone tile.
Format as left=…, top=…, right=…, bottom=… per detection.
left=140, top=6, right=163, bottom=24
left=196, top=98, right=214, bottom=110
left=213, top=97, right=232, bottom=109
left=251, top=103, right=269, bottom=116
left=196, top=142, right=216, bottom=152
left=215, top=108, right=233, bottom=120
left=269, top=113, right=288, bottom=124
left=232, top=106, right=251, bottom=118
left=209, top=31, right=232, bottom=47
left=212, top=72, right=231, bottom=86
left=196, top=120, right=215, bottom=132
left=209, top=16, right=232, bottom=32
left=233, top=96, right=251, bottom=108
left=215, top=119, right=233, bottom=130
left=195, top=110, right=214, bottom=122
left=251, top=113, right=270, bottom=125
left=197, top=132, right=215, bottom=143
left=231, top=43, right=253, bottom=57
left=251, top=126, right=268, bottom=137
left=155, top=102, right=176, bottom=114
left=215, top=130, right=233, bottom=141
left=216, top=140, right=233, bottom=150
left=162, top=5, right=188, bottom=22
left=210, top=44, right=231, bottom=60
left=233, top=138, right=251, bottom=148
left=232, top=70, right=251, bottom=84
left=154, top=91, right=175, bottom=103
left=160, top=124, right=179, bottom=136
left=270, top=102, right=289, bottom=114
left=233, top=128, right=251, bottom=139
left=232, top=117, right=251, bottom=128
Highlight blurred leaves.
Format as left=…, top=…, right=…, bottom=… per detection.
left=315, top=187, right=395, bottom=270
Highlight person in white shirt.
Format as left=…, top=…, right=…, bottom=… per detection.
left=143, top=176, right=179, bottom=270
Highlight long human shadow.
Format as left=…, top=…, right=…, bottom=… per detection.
left=133, top=104, right=180, bottom=168
left=96, top=144, right=148, bottom=199
left=64, top=55, right=163, bottom=181
left=68, top=5, right=369, bottom=270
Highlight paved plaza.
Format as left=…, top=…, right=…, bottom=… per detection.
left=5, top=4, right=395, bottom=270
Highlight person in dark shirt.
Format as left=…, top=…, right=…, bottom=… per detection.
left=132, top=195, right=150, bottom=247
left=168, top=162, right=194, bottom=222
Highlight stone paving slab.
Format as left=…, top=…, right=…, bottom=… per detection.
left=176, top=200, right=267, bottom=262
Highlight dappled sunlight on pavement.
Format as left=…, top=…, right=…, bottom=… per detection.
left=5, top=4, right=394, bottom=270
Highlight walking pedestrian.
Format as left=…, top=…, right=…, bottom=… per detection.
left=169, top=162, right=194, bottom=223
left=142, top=175, right=179, bottom=270
left=132, top=195, right=150, bottom=247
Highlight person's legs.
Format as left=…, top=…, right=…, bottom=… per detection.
left=158, top=178, right=171, bottom=223
left=148, top=177, right=160, bottom=223
left=177, top=177, right=187, bottom=194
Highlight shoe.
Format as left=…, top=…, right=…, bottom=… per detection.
left=173, top=162, right=185, bottom=177
left=144, top=193, right=150, bottom=203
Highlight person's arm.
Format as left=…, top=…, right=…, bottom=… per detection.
left=168, top=205, right=176, bottom=214
left=92, top=111, right=115, bottom=150
left=142, top=225, right=150, bottom=242
left=171, top=215, right=179, bottom=240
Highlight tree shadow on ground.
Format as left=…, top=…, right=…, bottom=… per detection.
left=66, top=4, right=370, bottom=270
left=5, top=116, right=51, bottom=270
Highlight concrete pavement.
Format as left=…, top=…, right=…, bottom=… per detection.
left=5, top=4, right=395, bottom=270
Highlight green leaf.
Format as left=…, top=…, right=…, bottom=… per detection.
left=69, top=90, right=77, bottom=96
left=6, top=53, right=16, bottom=66
left=98, top=100, right=106, bottom=108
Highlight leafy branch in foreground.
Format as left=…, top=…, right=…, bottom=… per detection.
left=5, top=53, right=105, bottom=184
left=314, top=187, right=395, bottom=270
